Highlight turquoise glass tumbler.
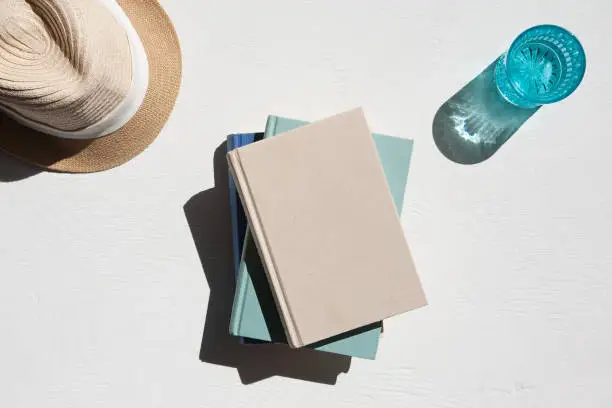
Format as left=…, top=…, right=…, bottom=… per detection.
left=494, top=25, right=586, bottom=108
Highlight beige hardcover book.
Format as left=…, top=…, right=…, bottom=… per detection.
left=227, top=108, right=426, bottom=348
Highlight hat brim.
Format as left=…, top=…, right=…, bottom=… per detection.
left=0, top=0, right=182, bottom=173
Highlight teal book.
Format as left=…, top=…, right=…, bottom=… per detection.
left=230, top=116, right=414, bottom=359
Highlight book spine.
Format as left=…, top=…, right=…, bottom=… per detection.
left=264, top=115, right=278, bottom=137
left=227, top=135, right=240, bottom=275
left=228, top=133, right=256, bottom=276
left=229, top=230, right=252, bottom=336
left=227, top=149, right=304, bottom=347
left=228, top=134, right=243, bottom=337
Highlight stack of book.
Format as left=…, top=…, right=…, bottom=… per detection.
left=226, top=108, right=426, bottom=360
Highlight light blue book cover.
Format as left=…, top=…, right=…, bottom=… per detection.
left=230, top=116, right=414, bottom=359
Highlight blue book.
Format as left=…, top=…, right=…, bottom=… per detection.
left=227, top=133, right=256, bottom=278
left=229, top=117, right=414, bottom=359
left=228, top=133, right=265, bottom=346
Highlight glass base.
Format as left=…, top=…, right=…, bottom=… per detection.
left=494, top=54, right=541, bottom=109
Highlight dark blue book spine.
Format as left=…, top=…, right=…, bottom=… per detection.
left=228, top=134, right=256, bottom=278
left=228, top=133, right=256, bottom=345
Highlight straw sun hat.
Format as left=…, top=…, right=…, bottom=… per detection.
left=0, top=0, right=181, bottom=173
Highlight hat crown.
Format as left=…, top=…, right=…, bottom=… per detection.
left=0, top=0, right=132, bottom=132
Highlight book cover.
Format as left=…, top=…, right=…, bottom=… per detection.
left=229, top=126, right=408, bottom=358
left=230, top=133, right=384, bottom=356
left=229, top=108, right=424, bottom=350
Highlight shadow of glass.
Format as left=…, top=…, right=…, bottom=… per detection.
left=183, top=140, right=351, bottom=385
left=0, top=149, right=41, bottom=182
left=433, top=59, right=540, bottom=164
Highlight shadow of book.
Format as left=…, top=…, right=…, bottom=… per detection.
left=0, top=149, right=41, bottom=182
left=433, top=59, right=540, bottom=164
left=183, top=141, right=351, bottom=385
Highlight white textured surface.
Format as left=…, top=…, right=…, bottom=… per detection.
left=1, top=0, right=611, bottom=405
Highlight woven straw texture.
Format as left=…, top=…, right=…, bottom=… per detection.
left=0, top=0, right=182, bottom=173
left=0, top=0, right=132, bottom=131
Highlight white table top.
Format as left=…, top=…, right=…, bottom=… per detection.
left=1, top=0, right=610, bottom=405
